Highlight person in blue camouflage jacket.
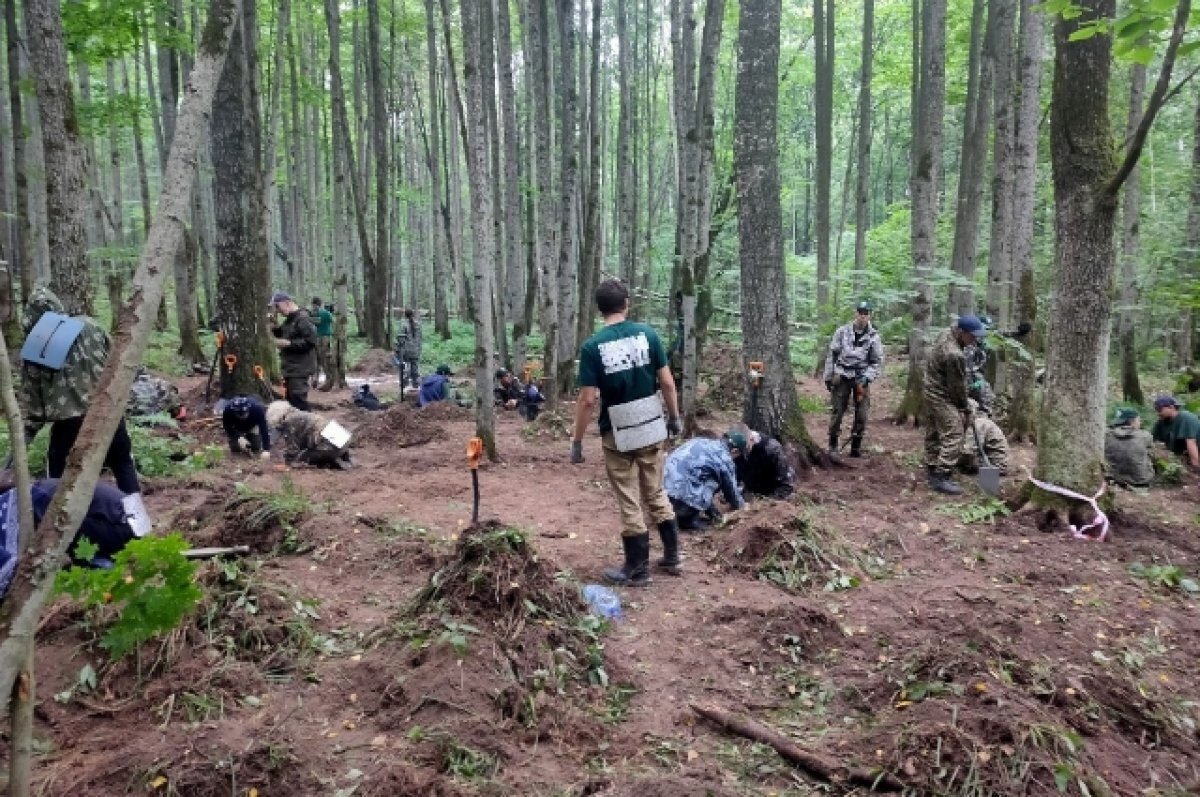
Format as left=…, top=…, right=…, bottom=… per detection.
left=19, top=286, right=151, bottom=535
left=663, top=434, right=745, bottom=530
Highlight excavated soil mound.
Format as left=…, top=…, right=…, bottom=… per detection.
left=357, top=403, right=447, bottom=448
left=418, top=401, right=473, bottom=421
left=351, top=348, right=398, bottom=374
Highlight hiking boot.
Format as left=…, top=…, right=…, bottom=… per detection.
left=604, top=534, right=651, bottom=587
left=655, top=519, right=682, bottom=576
left=828, top=433, right=839, bottom=453
left=928, top=469, right=963, bottom=495
left=849, top=436, right=863, bottom=458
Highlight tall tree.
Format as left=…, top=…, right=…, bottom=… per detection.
left=736, top=0, right=811, bottom=453
left=896, top=0, right=946, bottom=424
left=5, top=0, right=31, bottom=305
left=554, top=0, right=580, bottom=395
left=986, top=0, right=1016, bottom=334
left=851, top=0, right=874, bottom=289
left=496, top=0, right=525, bottom=363
left=813, top=0, right=833, bottom=320
left=460, top=0, right=498, bottom=457
left=1182, top=94, right=1200, bottom=367
left=212, top=0, right=273, bottom=396
left=1004, top=0, right=1043, bottom=442
left=616, top=0, right=635, bottom=288
left=23, top=0, right=91, bottom=315
left=577, top=0, right=604, bottom=348
left=947, top=0, right=994, bottom=318
left=423, top=0, right=452, bottom=339
left=365, top=0, right=390, bottom=348
left=1037, top=0, right=1189, bottom=504
left=1118, top=61, right=1147, bottom=405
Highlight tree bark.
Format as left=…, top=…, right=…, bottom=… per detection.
left=896, top=0, right=945, bottom=425
left=813, top=0, right=833, bottom=320
left=1005, top=0, right=1043, bottom=443
left=616, top=0, right=635, bottom=289
left=24, top=0, right=91, bottom=315
left=852, top=0, right=873, bottom=289
left=577, top=0, right=604, bottom=349
left=496, top=0, right=524, bottom=352
left=0, top=0, right=240, bottom=716
left=1118, top=62, right=1147, bottom=405
left=947, top=0, right=994, bottom=319
left=735, top=0, right=817, bottom=460
left=421, top=0, right=451, bottom=339
left=479, top=0, right=507, bottom=366
left=1181, top=94, right=1200, bottom=368
left=5, top=0, right=32, bottom=306
left=986, top=0, right=1016, bottom=332
left=460, top=0, right=498, bottom=458
left=366, top=0, right=390, bottom=348
left=213, top=0, right=274, bottom=396
left=554, top=0, right=580, bottom=396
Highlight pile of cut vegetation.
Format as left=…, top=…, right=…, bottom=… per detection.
left=351, top=348, right=398, bottom=374
left=357, top=402, right=446, bottom=448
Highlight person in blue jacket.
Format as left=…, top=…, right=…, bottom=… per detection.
left=222, top=395, right=272, bottom=459
left=418, top=365, right=456, bottom=407
left=662, top=433, right=745, bottom=530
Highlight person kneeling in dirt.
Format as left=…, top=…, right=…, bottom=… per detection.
left=924, top=316, right=987, bottom=494
left=354, top=384, right=385, bottom=411
left=1104, top=408, right=1154, bottom=488
left=663, top=434, right=745, bottom=531
left=958, top=401, right=1009, bottom=476
left=222, top=395, right=272, bottom=460
left=494, top=368, right=524, bottom=409
left=127, top=367, right=183, bottom=419
left=732, top=428, right=795, bottom=500
left=418, top=364, right=457, bottom=407
left=266, top=401, right=354, bottom=469
left=1151, top=394, right=1200, bottom=472
left=0, top=474, right=144, bottom=598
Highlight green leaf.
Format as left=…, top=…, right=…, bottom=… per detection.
left=1069, top=23, right=1105, bottom=41
left=1054, top=762, right=1074, bottom=791
left=72, top=536, right=99, bottom=563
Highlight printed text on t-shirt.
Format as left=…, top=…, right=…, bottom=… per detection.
left=599, top=334, right=652, bottom=374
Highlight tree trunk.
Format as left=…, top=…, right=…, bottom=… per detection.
left=479, top=0, right=507, bottom=366
left=1181, top=94, right=1200, bottom=368
left=460, top=0, right=498, bottom=458
left=616, top=0, right=635, bottom=288
left=23, top=0, right=91, bottom=315
left=896, top=0, right=945, bottom=425
left=0, top=0, right=240, bottom=723
left=213, top=0, right=274, bottom=397
left=5, top=0, right=32, bottom=306
left=577, top=0, right=604, bottom=349
left=1037, top=0, right=1189, bottom=503
left=947, top=0, right=994, bottom=319
left=735, top=0, right=817, bottom=462
left=986, top=0, right=1016, bottom=333
left=422, top=0, right=451, bottom=339
left=1005, top=0, right=1043, bottom=443
left=366, top=0, right=389, bottom=348
left=523, top=0, right=559, bottom=404
left=554, top=0, right=580, bottom=397
left=496, top=0, right=524, bottom=354
left=852, top=0, right=873, bottom=288
left=813, top=0, right=833, bottom=320
left=1118, top=61, right=1147, bottom=405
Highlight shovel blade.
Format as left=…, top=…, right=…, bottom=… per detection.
left=978, top=466, right=1001, bottom=496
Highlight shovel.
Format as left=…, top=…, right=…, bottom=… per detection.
left=466, top=437, right=483, bottom=525
left=969, top=416, right=1001, bottom=496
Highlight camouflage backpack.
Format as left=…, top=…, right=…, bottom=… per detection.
left=128, top=372, right=182, bottom=418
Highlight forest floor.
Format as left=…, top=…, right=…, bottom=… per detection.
left=6, top=355, right=1200, bottom=797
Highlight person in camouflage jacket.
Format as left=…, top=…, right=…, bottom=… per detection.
left=127, top=367, right=182, bottom=418
left=19, top=287, right=151, bottom=533
left=823, top=301, right=884, bottom=456
left=959, top=400, right=1010, bottom=475
left=266, top=401, right=353, bottom=469
left=923, top=316, right=987, bottom=495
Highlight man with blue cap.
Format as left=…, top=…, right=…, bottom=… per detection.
left=923, top=316, right=987, bottom=494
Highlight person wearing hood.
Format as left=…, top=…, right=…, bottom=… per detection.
left=823, top=301, right=884, bottom=457
left=731, top=428, right=795, bottom=500
left=418, top=364, right=456, bottom=407
left=663, top=433, right=745, bottom=531
left=18, top=286, right=151, bottom=535
left=266, top=400, right=353, bottom=469
left=1105, top=407, right=1154, bottom=488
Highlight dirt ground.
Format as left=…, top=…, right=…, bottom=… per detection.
left=6, top=360, right=1200, bottom=796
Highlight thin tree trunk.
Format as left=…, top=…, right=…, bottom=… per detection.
left=125, top=59, right=153, bottom=243
left=1181, top=94, right=1200, bottom=368
left=577, top=0, right=603, bottom=348
left=479, top=0, right=507, bottom=366
left=24, top=0, right=91, bottom=315
left=813, top=0, right=833, bottom=320
left=555, top=0, right=580, bottom=396
left=422, top=0, right=451, bottom=338
left=497, top=0, right=524, bottom=353
left=987, top=0, right=1016, bottom=336
left=366, top=0, right=389, bottom=348
left=852, top=0, right=874, bottom=291
left=616, top=0, right=635, bottom=288
left=1119, top=61, right=1147, bottom=405
left=5, top=0, right=32, bottom=306
left=947, top=0, right=993, bottom=319
left=896, top=0, right=946, bottom=425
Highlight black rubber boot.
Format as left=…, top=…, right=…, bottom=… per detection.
left=604, top=534, right=651, bottom=587
left=829, top=433, right=839, bottom=453
left=655, top=519, right=682, bottom=576
left=928, top=469, right=963, bottom=495
left=849, top=436, right=863, bottom=458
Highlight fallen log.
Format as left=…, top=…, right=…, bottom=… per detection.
left=689, top=703, right=904, bottom=792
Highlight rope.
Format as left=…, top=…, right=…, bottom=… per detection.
left=1024, top=468, right=1109, bottom=542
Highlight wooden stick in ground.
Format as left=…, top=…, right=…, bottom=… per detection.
left=0, top=0, right=243, bottom=719
left=689, top=703, right=904, bottom=792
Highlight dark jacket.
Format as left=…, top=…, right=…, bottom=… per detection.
left=222, top=398, right=272, bottom=452
left=419, top=374, right=451, bottom=407
left=273, top=309, right=319, bottom=378
left=494, top=377, right=524, bottom=406
left=737, top=437, right=795, bottom=499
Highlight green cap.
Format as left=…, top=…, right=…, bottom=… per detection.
left=436, top=364, right=453, bottom=376
left=1111, top=407, right=1140, bottom=427
left=723, top=430, right=748, bottom=453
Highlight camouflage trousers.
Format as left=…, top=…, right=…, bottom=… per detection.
left=923, top=398, right=965, bottom=473
left=829, top=380, right=869, bottom=442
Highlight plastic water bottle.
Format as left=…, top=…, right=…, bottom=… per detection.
left=582, top=585, right=622, bottom=620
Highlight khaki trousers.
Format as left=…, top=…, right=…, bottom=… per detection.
left=601, top=434, right=675, bottom=537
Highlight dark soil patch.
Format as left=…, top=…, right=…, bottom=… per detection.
left=351, top=347, right=399, bottom=374
left=418, top=400, right=473, bottom=421
left=358, top=403, right=447, bottom=448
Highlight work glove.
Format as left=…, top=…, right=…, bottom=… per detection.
left=824, top=380, right=833, bottom=392
left=235, top=437, right=249, bottom=453
left=667, top=416, right=683, bottom=437
left=274, top=338, right=290, bottom=349
left=570, top=440, right=584, bottom=464
left=260, top=451, right=272, bottom=461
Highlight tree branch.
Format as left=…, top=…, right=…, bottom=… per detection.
left=1102, top=0, right=1192, bottom=198
left=0, top=0, right=241, bottom=718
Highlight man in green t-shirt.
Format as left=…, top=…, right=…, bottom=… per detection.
left=311, top=297, right=335, bottom=391
left=1151, top=394, right=1200, bottom=471
left=572, top=279, right=682, bottom=587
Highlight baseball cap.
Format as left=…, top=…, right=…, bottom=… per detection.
left=495, top=368, right=510, bottom=380
left=956, top=315, right=986, bottom=339
left=1111, top=407, right=1140, bottom=426
left=855, top=301, right=872, bottom=314
left=228, top=396, right=252, bottom=415
left=436, top=364, right=454, bottom=376
left=1153, top=394, right=1181, bottom=411
left=723, top=430, right=748, bottom=454
left=267, top=291, right=292, bottom=306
